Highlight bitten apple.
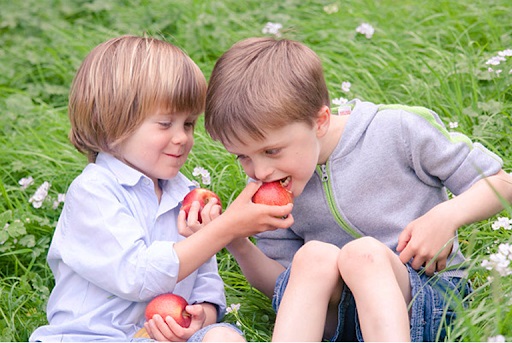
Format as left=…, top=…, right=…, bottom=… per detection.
left=181, top=188, right=222, bottom=223
left=145, top=293, right=191, bottom=328
left=252, top=180, right=294, bottom=206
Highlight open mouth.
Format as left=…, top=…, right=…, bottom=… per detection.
left=280, top=176, right=291, bottom=188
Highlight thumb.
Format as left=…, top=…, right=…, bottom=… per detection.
left=185, top=304, right=204, bottom=317
left=396, top=226, right=411, bottom=253
left=240, top=180, right=262, bottom=200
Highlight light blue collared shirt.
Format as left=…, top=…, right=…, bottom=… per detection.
left=30, top=153, right=226, bottom=342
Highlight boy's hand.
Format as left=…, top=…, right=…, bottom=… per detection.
left=178, top=198, right=221, bottom=237
left=180, top=181, right=294, bottom=238
left=222, top=181, right=295, bottom=236
left=144, top=304, right=207, bottom=342
left=397, top=208, right=457, bottom=276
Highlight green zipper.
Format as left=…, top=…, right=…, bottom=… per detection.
left=316, top=163, right=362, bottom=239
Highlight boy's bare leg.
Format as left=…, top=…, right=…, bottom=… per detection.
left=272, top=241, right=342, bottom=342
left=338, top=237, right=412, bottom=342
left=202, top=326, right=245, bottom=342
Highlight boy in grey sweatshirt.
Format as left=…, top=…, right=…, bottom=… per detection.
left=204, top=37, right=512, bottom=341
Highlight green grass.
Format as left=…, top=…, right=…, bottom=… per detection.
left=1, top=0, right=512, bottom=341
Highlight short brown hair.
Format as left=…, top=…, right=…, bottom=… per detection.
left=69, top=35, right=207, bottom=162
left=205, top=37, right=329, bottom=145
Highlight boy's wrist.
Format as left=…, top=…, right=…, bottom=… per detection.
left=226, top=237, right=252, bottom=253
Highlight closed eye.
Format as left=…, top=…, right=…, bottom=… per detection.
left=158, top=121, right=172, bottom=128
left=265, top=148, right=281, bottom=156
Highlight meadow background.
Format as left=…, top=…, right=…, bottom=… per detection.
left=1, top=0, right=512, bottom=341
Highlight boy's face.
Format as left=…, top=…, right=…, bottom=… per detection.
left=224, top=121, right=324, bottom=198
left=116, top=108, right=198, bottom=185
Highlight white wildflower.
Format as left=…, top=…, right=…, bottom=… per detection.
left=485, top=55, right=506, bottom=66
left=19, top=176, right=34, bottom=190
left=481, top=243, right=512, bottom=277
left=29, top=181, right=50, bottom=209
left=262, top=22, right=282, bottom=37
left=332, top=97, right=348, bottom=106
left=355, top=22, right=375, bottom=39
left=193, top=166, right=211, bottom=185
left=52, top=193, right=66, bottom=209
left=498, top=242, right=512, bottom=256
left=226, top=303, right=241, bottom=313
left=488, top=335, right=506, bottom=342
left=341, top=81, right=351, bottom=93
left=491, top=217, right=512, bottom=231
left=449, top=122, right=458, bottom=129
left=323, top=3, right=339, bottom=14
left=498, top=49, right=512, bottom=57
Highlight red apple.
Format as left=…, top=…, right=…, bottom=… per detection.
left=181, top=188, right=222, bottom=222
left=145, top=293, right=191, bottom=328
left=252, top=180, right=294, bottom=206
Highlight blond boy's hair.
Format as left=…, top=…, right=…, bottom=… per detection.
left=69, top=35, right=207, bottom=162
left=205, top=37, right=329, bottom=145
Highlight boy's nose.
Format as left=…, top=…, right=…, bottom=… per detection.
left=171, top=128, right=189, bottom=145
left=253, top=162, right=274, bottom=182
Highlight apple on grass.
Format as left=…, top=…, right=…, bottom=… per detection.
left=145, top=293, right=191, bottom=328
left=252, top=180, right=294, bottom=206
left=181, top=188, right=222, bottom=223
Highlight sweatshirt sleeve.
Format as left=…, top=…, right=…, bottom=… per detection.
left=399, top=107, right=503, bottom=195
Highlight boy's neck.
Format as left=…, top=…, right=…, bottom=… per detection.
left=318, top=114, right=349, bottom=164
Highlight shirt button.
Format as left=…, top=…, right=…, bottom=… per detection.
left=143, top=179, right=150, bottom=186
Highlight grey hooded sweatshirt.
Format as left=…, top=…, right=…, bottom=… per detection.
left=256, top=99, right=503, bottom=278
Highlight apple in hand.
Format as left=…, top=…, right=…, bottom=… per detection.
left=145, top=293, right=191, bottom=328
left=181, top=188, right=222, bottom=223
left=252, top=180, right=294, bottom=206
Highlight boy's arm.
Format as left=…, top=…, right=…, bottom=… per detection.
left=398, top=169, right=512, bottom=275
left=174, top=181, right=294, bottom=282
left=226, top=237, right=286, bottom=298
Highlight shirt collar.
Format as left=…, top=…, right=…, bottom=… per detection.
left=95, top=152, right=195, bottom=192
left=96, top=152, right=145, bottom=186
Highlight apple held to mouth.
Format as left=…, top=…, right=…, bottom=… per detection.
left=181, top=188, right=222, bottom=222
left=145, top=293, right=192, bottom=328
left=252, top=180, right=294, bottom=206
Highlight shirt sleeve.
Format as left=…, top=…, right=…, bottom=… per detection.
left=53, top=173, right=180, bottom=302
left=187, top=256, right=227, bottom=321
left=400, top=108, right=503, bottom=195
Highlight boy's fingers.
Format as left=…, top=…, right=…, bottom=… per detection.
left=242, top=180, right=262, bottom=199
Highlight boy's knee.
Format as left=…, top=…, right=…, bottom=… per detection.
left=202, top=326, right=245, bottom=342
left=338, top=237, right=389, bottom=272
left=293, top=240, right=339, bottom=269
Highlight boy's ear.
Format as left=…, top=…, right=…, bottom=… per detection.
left=315, top=105, right=331, bottom=137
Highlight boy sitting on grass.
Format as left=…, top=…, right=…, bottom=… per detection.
left=204, top=36, right=512, bottom=341
left=29, top=35, right=293, bottom=342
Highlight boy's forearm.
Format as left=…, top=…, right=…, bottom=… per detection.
left=174, top=215, right=238, bottom=281
left=227, top=237, right=285, bottom=298
left=446, top=170, right=512, bottom=227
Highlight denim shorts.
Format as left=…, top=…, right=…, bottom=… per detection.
left=131, top=322, right=243, bottom=342
left=273, top=263, right=472, bottom=342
